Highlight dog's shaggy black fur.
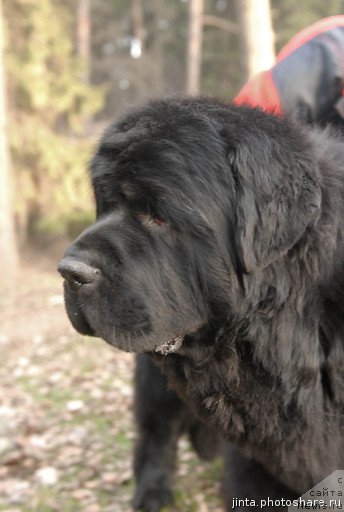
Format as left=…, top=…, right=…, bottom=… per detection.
left=133, top=353, right=224, bottom=511
left=58, top=98, right=344, bottom=510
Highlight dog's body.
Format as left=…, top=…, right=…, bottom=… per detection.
left=58, top=98, right=344, bottom=510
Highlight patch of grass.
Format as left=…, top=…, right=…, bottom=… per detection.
left=31, top=487, right=83, bottom=512
left=115, top=431, right=132, bottom=450
left=16, top=375, right=93, bottom=421
left=87, top=414, right=114, bottom=434
left=95, top=488, right=117, bottom=508
left=45, top=387, right=77, bottom=406
left=59, top=463, right=84, bottom=482
left=201, top=456, right=224, bottom=483
left=174, top=489, right=199, bottom=512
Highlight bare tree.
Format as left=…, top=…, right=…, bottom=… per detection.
left=237, top=0, right=275, bottom=79
left=0, top=0, right=18, bottom=287
left=202, top=14, right=237, bottom=34
left=131, top=0, right=145, bottom=58
left=77, top=0, right=91, bottom=83
left=186, top=0, right=204, bottom=95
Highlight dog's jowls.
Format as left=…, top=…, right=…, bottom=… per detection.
left=58, top=98, right=344, bottom=501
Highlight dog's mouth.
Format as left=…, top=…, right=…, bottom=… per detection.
left=62, top=282, right=187, bottom=354
left=155, top=335, right=184, bottom=355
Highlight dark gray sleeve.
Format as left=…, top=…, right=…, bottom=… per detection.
left=272, top=27, right=344, bottom=124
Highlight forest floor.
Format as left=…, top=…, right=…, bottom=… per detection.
left=0, top=247, right=224, bottom=512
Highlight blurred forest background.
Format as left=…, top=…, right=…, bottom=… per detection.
left=1, top=2, right=344, bottom=511
left=1, top=0, right=344, bottom=280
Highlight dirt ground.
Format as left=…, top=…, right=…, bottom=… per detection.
left=0, top=249, right=224, bottom=512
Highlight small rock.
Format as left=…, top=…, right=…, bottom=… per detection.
left=0, top=406, right=15, bottom=419
left=101, top=472, right=118, bottom=484
left=13, top=367, right=24, bottom=378
left=3, top=479, right=30, bottom=504
left=29, top=435, right=47, bottom=449
left=71, top=488, right=94, bottom=500
left=48, top=371, right=63, bottom=384
left=43, top=499, right=60, bottom=511
left=22, top=458, right=35, bottom=469
left=117, top=468, right=132, bottom=484
left=56, top=446, right=83, bottom=467
left=79, top=467, right=97, bottom=482
left=32, top=335, right=44, bottom=344
left=36, top=346, right=48, bottom=356
left=90, top=388, right=103, bottom=399
left=18, top=357, right=30, bottom=367
left=35, top=466, right=59, bottom=486
left=84, top=480, right=100, bottom=489
left=66, top=400, right=84, bottom=412
left=27, top=365, right=40, bottom=376
left=102, top=404, right=117, bottom=414
left=0, top=334, right=9, bottom=344
left=0, top=437, right=14, bottom=456
left=2, top=449, right=25, bottom=466
left=67, top=426, right=88, bottom=445
left=120, top=384, right=133, bottom=397
left=104, top=504, right=123, bottom=512
left=85, top=504, right=102, bottom=512
left=0, top=466, right=9, bottom=478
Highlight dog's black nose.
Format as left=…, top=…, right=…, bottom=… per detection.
left=58, top=258, right=100, bottom=286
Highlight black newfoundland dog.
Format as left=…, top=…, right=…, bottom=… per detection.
left=58, top=98, right=344, bottom=511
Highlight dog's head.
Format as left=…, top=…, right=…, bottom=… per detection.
left=58, top=98, right=321, bottom=353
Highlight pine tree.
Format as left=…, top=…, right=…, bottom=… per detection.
left=0, top=0, right=18, bottom=287
left=4, top=0, right=103, bottom=240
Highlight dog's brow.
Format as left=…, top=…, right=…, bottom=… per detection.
left=103, top=124, right=146, bottom=147
left=121, top=182, right=138, bottom=200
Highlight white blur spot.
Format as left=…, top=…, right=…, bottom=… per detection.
left=48, top=294, right=64, bottom=306
left=130, top=38, right=142, bottom=59
left=35, top=466, right=59, bottom=486
left=67, top=400, right=84, bottom=412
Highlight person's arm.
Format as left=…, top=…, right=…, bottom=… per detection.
left=235, top=18, right=344, bottom=126
left=272, top=27, right=344, bottom=124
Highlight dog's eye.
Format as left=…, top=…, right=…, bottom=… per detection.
left=152, top=216, right=166, bottom=226
left=138, top=211, right=166, bottom=227
left=148, top=205, right=166, bottom=225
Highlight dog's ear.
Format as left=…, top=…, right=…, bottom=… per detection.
left=228, top=130, right=322, bottom=273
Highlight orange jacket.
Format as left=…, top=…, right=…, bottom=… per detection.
left=234, top=16, right=344, bottom=125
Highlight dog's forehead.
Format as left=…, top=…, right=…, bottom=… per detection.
left=93, top=106, right=224, bottom=208
left=102, top=115, right=159, bottom=147
left=101, top=105, right=212, bottom=152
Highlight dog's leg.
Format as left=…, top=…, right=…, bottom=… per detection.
left=133, top=353, right=186, bottom=512
left=223, top=445, right=297, bottom=512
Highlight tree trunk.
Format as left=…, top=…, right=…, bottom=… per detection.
left=237, top=0, right=275, bottom=79
left=186, top=0, right=204, bottom=95
left=0, top=0, right=18, bottom=289
left=151, top=0, right=164, bottom=94
left=131, top=0, right=144, bottom=59
left=77, top=0, right=91, bottom=84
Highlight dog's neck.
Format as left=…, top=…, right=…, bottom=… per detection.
left=159, top=283, right=343, bottom=491
left=158, top=213, right=344, bottom=491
